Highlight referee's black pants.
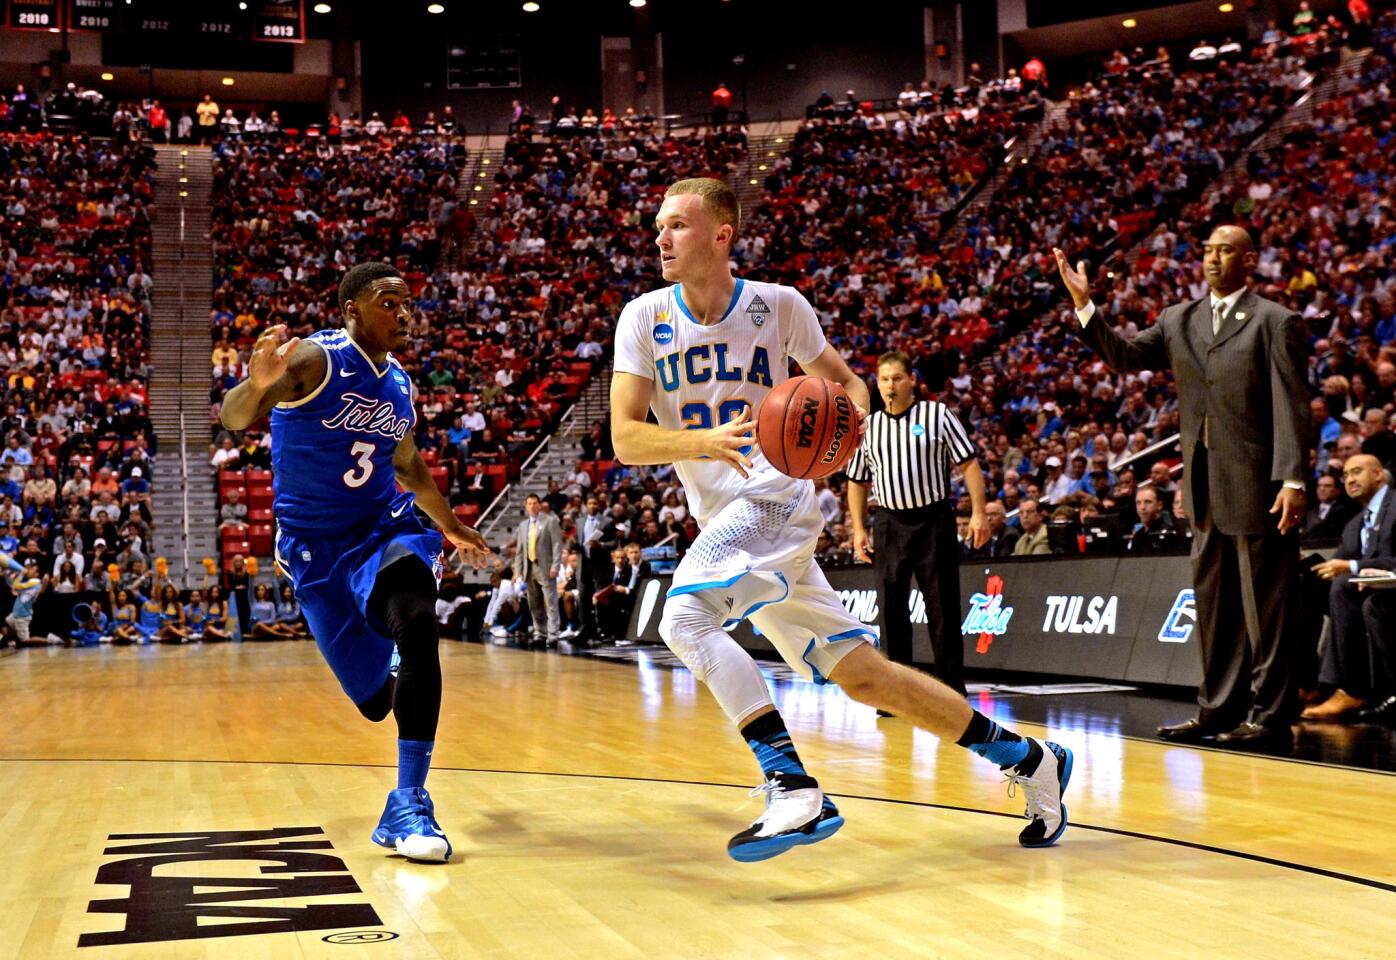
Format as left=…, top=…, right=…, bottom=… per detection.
left=873, top=500, right=966, bottom=695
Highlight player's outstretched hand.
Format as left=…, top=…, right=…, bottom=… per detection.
left=249, top=324, right=301, bottom=392
left=447, top=525, right=492, bottom=571
left=1052, top=248, right=1092, bottom=311
left=702, top=407, right=756, bottom=479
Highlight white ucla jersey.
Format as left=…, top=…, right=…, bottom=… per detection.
left=613, top=278, right=827, bottom=526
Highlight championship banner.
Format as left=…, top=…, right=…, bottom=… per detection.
left=66, top=0, right=116, bottom=32
left=627, top=554, right=1207, bottom=688
left=250, top=0, right=304, bottom=43
left=8, top=0, right=60, bottom=30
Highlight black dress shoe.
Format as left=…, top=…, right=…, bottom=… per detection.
left=876, top=709, right=893, bottom=718
left=1215, top=721, right=1294, bottom=748
left=1357, top=696, right=1396, bottom=725
left=1156, top=718, right=1222, bottom=743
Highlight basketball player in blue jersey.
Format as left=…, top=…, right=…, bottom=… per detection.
left=221, top=262, right=490, bottom=863
left=611, top=179, right=1073, bottom=861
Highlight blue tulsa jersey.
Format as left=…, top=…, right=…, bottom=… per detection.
left=270, top=329, right=417, bottom=536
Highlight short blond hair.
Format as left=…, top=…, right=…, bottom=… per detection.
left=664, top=177, right=740, bottom=244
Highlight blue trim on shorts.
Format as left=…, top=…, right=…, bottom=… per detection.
left=828, top=626, right=881, bottom=649
left=666, top=570, right=750, bottom=597
left=668, top=568, right=790, bottom=631
left=724, top=570, right=788, bottom=630
left=802, top=627, right=880, bottom=686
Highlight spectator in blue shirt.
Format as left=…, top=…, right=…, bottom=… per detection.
left=1312, top=397, right=1342, bottom=459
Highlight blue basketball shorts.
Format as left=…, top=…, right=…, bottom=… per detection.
left=275, top=491, right=445, bottom=705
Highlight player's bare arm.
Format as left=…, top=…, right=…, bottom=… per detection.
left=220, top=324, right=326, bottom=430
left=610, top=371, right=756, bottom=478
left=801, top=344, right=871, bottom=431
left=391, top=430, right=490, bottom=568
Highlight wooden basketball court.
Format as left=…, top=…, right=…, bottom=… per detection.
left=3, top=642, right=1392, bottom=959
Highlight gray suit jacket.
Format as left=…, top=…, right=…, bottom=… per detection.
left=1077, top=290, right=1309, bottom=535
left=513, top=513, right=563, bottom=581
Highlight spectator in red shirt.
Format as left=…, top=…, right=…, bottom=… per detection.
left=711, top=82, right=733, bottom=127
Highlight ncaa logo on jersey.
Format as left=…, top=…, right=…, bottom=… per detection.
left=392, top=370, right=410, bottom=396
left=911, top=423, right=926, bottom=437
left=653, top=322, right=674, bottom=345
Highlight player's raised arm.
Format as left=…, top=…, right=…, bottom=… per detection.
left=220, top=325, right=325, bottom=430
left=391, top=430, right=491, bottom=568
left=610, top=370, right=756, bottom=478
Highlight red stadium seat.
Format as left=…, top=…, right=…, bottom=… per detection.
left=248, top=524, right=274, bottom=556
left=247, top=508, right=273, bottom=523
left=429, top=465, right=450, bottom=494
left=248, top=488, right=274, bottom=511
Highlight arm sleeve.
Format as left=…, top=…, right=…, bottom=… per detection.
left=612, top=300, right=654, bottom=380
left=941, top=406, right=978, bottom=465
left=1269, top=311, right=1311, bottom=484
left=784, top=290, right=828, bottom=367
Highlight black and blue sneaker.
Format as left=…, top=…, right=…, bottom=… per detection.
left=727, top=772, right=845, bottom=863
left=371, top=786, right=452, bottom=862
left=1005, top=738, right=1074, bottom=848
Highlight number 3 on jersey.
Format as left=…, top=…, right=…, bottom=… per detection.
left=682, top=399, right=753, bottom=457
left=343, top=440, right=376, bottom=487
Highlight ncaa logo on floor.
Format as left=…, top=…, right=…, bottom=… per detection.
left=78, top=826, right=381, bottom=946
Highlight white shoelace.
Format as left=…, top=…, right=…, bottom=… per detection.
left=1002, top=770, right=1053, bottom=820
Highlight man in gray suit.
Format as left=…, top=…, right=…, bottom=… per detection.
left=1055, top=225, right=1310, bottom=748
left=513, top=493, right=563, bottom=645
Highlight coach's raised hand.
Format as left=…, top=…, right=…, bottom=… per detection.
left=1053, top=248, right=1091, bottom=311
left=702, top=407, right=756, bottom=479
left=249, top=323, right=301, bottom=391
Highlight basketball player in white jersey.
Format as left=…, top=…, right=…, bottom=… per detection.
left=611, top=178, right=1074, bottom=861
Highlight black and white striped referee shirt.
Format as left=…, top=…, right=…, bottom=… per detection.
left=845, top=400, right=978, bottom=511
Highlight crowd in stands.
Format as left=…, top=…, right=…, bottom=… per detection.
left=0, top=131, right=161, bottom=645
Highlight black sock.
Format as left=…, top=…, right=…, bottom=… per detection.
left=740, top=711, right=813, bottom=785
left=956, top=709, right=1033, bottom=770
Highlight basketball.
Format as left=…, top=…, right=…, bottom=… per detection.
left=757, top=375, right=858, bottom=480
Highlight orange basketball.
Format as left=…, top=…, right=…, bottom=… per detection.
left=757, top=375, right=858, bottom=480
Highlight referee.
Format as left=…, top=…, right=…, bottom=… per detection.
left=847, top=351, right=989, bottom=696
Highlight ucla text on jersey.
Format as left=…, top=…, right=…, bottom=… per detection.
left=270, top=330, right=417, bottom=535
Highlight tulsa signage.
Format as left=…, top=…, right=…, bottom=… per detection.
left=1042, top=595, right=1119, bottom=635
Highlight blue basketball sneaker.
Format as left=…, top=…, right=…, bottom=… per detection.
left=727, top=773, right=844, bottom=862
left=1004, top=738, right=1073, bottom=848
left=371, top=787, right=452, bottom=862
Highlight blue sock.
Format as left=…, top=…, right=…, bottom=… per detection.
left=740, top=711, right=808, bottom=779
left=957, top=710, right=1031, bottom=769
left=397, top=739, right=434, bottom=790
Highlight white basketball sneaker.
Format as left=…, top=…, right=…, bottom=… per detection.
left=1003, top=737, right=1073, bottom=847
left=727, top=772, right=844, bottom=862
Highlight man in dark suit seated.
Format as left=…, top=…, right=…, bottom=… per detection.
left=1303, top=472, right=1357, bottom=541
left=1305, top=454, right=1396, bottom=723
left=1127, top=486, right=1182, bottom=552
left=968, top=501, right=1019, bottom=559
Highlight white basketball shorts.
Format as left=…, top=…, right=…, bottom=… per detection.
left=666, top=485, right=879, bottom=684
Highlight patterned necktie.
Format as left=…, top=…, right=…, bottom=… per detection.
left=1363, top=507, right=1377, bottom=557
left=1212, top=300, right=1224, bottom=336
